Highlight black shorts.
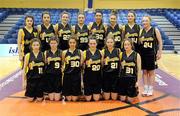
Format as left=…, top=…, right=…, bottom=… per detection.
left=25, top=78, right=44, bottom=98
left=44, top=73, right=62, bottom=93
left=83, top=72, right=102, bottom=95
left=102, top=72, right=119, bottom=93
left=118, top=76, right=139, bottom=97
left=62, top=73, right=81, bottom=96
left=141, top=53, right=158, bottom=70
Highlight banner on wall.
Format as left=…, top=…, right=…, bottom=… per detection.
left=0, top=44, right=18, bottom=56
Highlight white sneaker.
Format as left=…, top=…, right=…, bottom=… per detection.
left=147, top=86, right=153, bottom=96
left=142, top=85, right=148, bottom=96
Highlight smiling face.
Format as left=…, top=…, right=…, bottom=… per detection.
left=110, top=15, right=117, bottom=25
left=124, top=39, right=133, bottom=51
left=31, top=41, right=40, bottom=51
left=89, top=39, right=97, bottom=49
left=78, top=14, right=85, bottom=25
left=106, top=38, right=115, bottom=49
left=25, top=17, right=33, bottom=27
left=142, top=16, right=151, bottom=29
left=127, top=12, right=135, bottom=23
left=50, top=40, right=58, bottom=50
left=42, top=13, right=50, bottom=24
left=61, top=13, right=69, bottom=24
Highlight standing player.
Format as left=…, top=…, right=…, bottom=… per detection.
left=119, top=38, right=141, bottom=102
left=122, top=11, right=141, bottom=52
left=72, top=13, right=89, bottom=51
left=102, top=34, right=121, bottom=100
left=18, top=15, right=38, bottom=68
left=37, top=11, right=56, bottom=52
left=55, top=11, right=72, bottom=50
left=83, top=37, right=103, bottom=101
left=23, top=38, right=45, bottom=102
left=88, top=11, right=106, bottom=50
left=62, top=35, right=83, bottom=102
left=106, top=13, right=122, bottom=49
left=139, top=16, right=162, bottom=96
left=44, top=37, right=62, bottom=101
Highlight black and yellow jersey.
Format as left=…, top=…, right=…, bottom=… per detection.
left=123, top=24, right=140, bottom=51
left=102, top=48, right=120, bottom=73
left=90, top=22, right=106, bottom=49
left=64, top=49, right=81, bottom=74
left=120, top=51, right=137, bottom=78
left=26, top=52, right=45, bottom=79
left=19, top=27, right=38, bottom=55
left=139, top=27, right=158, bottom=55
left=84, top=49, right=102, bottom=72
left=45, top=49, right=62, bottom=75
left=75, top=24, right=89, bottom=50
left=57, top=23, right=72, bottom=50
left=106, top=24, right=122, bottom=48
left=39, top=24, right=55, bottom=52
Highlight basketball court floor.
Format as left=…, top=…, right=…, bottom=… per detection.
left=0, top=54, right=179, bottom=116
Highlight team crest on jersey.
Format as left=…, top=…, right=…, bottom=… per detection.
left=104, top=57, right=110, bottom=65
left=33, top=32, right=38, bottom=37
left=65, top=56, right=71, bottom=64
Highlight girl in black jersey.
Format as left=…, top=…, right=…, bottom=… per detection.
left=83, top=37, right=103, bottom=101
left=106, top=13, right=122, bottom=49
left=18, top=15, right=38, bottom=68
left=119, top=38, right=141, bottom=103
left=55, top=11, right=72, bottom=50
left=44, top=37, right=62, bottom=101
left=37, top=11, right=56, bottom=52
left=23, top=39, right=45, bottom=102
left=102, top=34, right=121, bottom=100
left=62, top=35, right=83, bottom=102
left=72, top=13, right=89, bottom=51
left=122, top=11, right=140, bottom=52
left=88, top=11, right=106, bottom=50
left=139, top=16, right=162, bottom=96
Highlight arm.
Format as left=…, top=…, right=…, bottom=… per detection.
left=61, top=50, right=67, bottom=72
left=100, top=50, right=104, bottom=67
left=17, top=29, right=24, bottom=61
left=121, top=25, right=126, bottom=39
left=155, top=28, right=163, bottom=60
left=44, top=51, right=47, bottom=64
left=22, top=53, right=29, bottom=89
left=137, top=53, right=142, bottom=86
left=72, top=25, right=76, bottom=34
left=80, top=50, right=84, bottom=66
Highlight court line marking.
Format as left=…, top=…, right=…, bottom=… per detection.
left=79, top=94, right=169, bottom=115
left=154, top=108, right=180, bottom=114
left=7, top=94, right=170, bottom=115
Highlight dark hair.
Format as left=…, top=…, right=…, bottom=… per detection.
left=110, top=9, right=117, bottom=17
left=42, top=11, right=51, bottom=18
left=127, top=10, right=136, bottom=23
left=24, top=15, right=34, bottom=27
left=95, top=10, right=103, bottom=16
left=61, top=11, right=69, bottom=17
left=123, top=38, right=134, bottom=50
left=29, top=38, right=41, bottom=51
left=49, top=36, right=59, bottom=44
left=88, top=34, right=98, bottom=44
left=68, top=34, right=78, bottom=47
